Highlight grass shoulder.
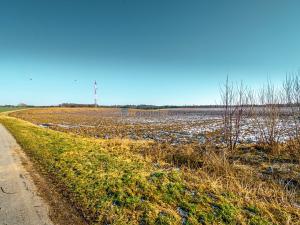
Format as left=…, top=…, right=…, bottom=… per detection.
left=0, top=115, right=297, bottom=225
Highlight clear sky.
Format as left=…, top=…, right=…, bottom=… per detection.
left=0, top=0, right=299, bottom=106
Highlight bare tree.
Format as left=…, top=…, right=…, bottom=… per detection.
left=219, top=75, right=300, bottom=151
left=254, top=81, right=281, bottom=146
left=283, top=73, right=300, bottom=144
left=220, top=76, right=248, bottom=151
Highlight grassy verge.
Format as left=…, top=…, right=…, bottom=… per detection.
left=0, top=115, right=298, bottom=224
left=0, top=106, right=27, bottom=113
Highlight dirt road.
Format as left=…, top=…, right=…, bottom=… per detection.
left=0, top=124, right=53, bottom=225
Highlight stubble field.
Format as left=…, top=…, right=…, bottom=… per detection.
left=5, top=107, right=300, bottom=224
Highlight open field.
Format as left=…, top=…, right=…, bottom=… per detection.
left=4, top=107, right=300, bottom=224
left=10, top=107, right=223, bottom=144
left=10, top=107, right=300, bottom=145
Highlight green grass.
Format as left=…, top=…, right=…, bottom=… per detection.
left=0, top=107, right=16, bottom=112
left=0, top=115, right=296, bottom=224
left=0, top=106, right=27, bottom=113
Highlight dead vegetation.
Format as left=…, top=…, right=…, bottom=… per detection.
left=6, top=75, right=300, bottom=224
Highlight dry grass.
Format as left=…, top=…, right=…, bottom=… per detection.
left=1, top=113, right=299, bottom=224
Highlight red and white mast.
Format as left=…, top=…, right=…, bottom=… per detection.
left=94, top=80, right=98, bottom=107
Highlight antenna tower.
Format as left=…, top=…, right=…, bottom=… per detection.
left=94, top=80, right=98, bottom=107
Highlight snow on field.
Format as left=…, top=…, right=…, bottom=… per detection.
left=32, top=108, right=300, bottom=145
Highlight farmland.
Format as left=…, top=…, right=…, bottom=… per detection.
left=6, top=107, right=300, bottom=224
left=10, top=107, right=299, bottom=145
left=11, top=107, right=223, bottom=144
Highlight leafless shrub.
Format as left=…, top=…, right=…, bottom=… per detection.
left=283, top=73, right=300, bottom=144
left=220, top=76, right=249, bottom=151
left=253, top=81, right=281, bottom=147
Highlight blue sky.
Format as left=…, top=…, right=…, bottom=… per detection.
left=0, top=0, right=299, bottom=105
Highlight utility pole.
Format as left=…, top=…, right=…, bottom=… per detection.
left=94, top=80, right=98, bottom=107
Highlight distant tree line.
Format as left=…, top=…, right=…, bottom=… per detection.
left=58, top=103, right=223, bottom=109
left=58, top=103, right=300, bottom=110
